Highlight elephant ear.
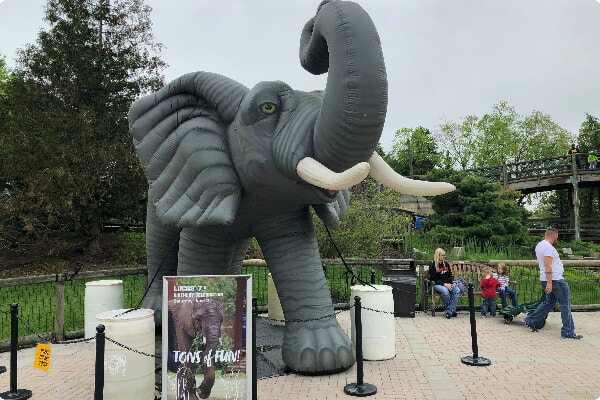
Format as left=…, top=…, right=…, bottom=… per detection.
left=128, top=72, right=248, bottom=228
left=311, top=189, right=350, bottom=230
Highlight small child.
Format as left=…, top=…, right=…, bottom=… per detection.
left=480, top=266, right=501, bottom=317
left=493, top=263, right=518, bottom=308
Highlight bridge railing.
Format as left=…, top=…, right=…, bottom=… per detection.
left=466, top=153, right=599, bottom=186
left=506, top=155, right=572, bottom=181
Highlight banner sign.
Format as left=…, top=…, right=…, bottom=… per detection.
left=163, top=275, right=252, bottom=400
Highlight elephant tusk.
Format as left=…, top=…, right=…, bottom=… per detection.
left=368, top=152, right=456, bottom=196
left=296, top=157, right=370, bottom=191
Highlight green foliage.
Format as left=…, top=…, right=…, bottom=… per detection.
left=578, top=113, right=600, bottom=153
left=0, top=0, right=165, bottom=249
left=118, top=231, right=146, bottom=266
left=385, top=127, right=439, bottom=176
left=402, top=234, right=534, bottom=260
left=0, top=56, right=9, bottom=97
left=563, top=240, right=600, bottom=257
left=435, top=101, right=574, bottom=170
left=575, top=114, right=600, bottom=218
left=314, top=178, right=410, bottom=258
left=420, top=170, right=530, bottom=247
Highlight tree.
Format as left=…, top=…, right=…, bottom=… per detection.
left=578, top=113, right=600, bottom=153
left=0, top=0, right=165, bottom=251
left=385, top=127, right=439, bottom=177
left=314, top=178, right=410, bottom=258
left=0, top=56, right=9, bottom=97
left=422, top=169, right=531, bottom=247
left=434, top=101, right=574, bottom=170
left=576, top=114, right=600, bottom=218
left=437, top=115, right=479, bottom=170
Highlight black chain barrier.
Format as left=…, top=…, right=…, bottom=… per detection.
left=15, top=314, right=160, bottom=360
left=265, top=308, right=350, bottom=324
left=1, top=221, right=419, bottom=398
left=104, top=336, right=159, bottom=359
left=344, top=296, right=377, bottom=397
left=0, top=304, right=33, bottom=400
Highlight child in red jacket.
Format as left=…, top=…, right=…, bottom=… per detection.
left=480, top=266, right=501, bottom=317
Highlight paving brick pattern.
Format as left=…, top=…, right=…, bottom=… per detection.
left=1, top=310, right=599, bottom=399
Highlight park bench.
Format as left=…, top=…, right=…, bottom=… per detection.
left=424, top=261, right=516, bottom=316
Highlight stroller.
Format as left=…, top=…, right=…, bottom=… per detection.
left=499, top=291, right=547, bottom=329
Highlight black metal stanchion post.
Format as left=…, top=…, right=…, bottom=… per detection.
left=344, top=296, right=377, bottom=397
left=0, top=303, right=32, bottom=400
left=94, top=324, right=106, bottom=400
left=370, top=270, right=376, bottom=284
left=461, top=283, right=491, bottom=366
left=252, top=298, right=258, bottom=400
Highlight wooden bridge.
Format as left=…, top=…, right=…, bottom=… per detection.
left=467, top=153, right=600, bottom=194
left=467, top=154, right=600, bottom=241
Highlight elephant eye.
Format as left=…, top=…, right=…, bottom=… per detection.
left=260, top=102, right=277, bottom=115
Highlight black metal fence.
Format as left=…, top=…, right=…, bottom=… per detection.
left=2, top=259, right=599, bottom=344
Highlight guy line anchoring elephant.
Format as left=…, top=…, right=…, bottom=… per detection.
left=168, top=299, right=224, bottom=399
left=129, top=0, right=454, bottom=375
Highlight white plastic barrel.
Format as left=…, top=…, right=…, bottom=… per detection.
left=350, top=285, right=395, bottom=360
left=84, top=280, right=124, bottom=338
left=96, top=308, right=155, bottom=400
left=267, top=273, right=285, bottom=326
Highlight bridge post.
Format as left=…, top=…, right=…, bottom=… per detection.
left=570, top=155, right=581, bottom=242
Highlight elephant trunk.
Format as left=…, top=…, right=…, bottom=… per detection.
left=300, top=0, right=387, bottom=172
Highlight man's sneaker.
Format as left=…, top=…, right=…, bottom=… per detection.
left=522, top=318, right=538, bottom=332
left=562, top=334, right=583, bottom=339
left=452, top=311, right=458, bottom=317
left=445, top=312, right=452, bottom=319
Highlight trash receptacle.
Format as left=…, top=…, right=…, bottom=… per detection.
left=382, top=267, right=416, bottom=318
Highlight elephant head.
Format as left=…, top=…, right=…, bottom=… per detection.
left=129, top=0, right=454, bottom=375
left=170, top=299, right=224, bottom=400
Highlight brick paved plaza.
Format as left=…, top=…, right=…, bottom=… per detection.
left=1, top=309, right=599, bottom=399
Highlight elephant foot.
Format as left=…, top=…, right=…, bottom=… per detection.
left=281, top=316, right=355, bottom=375
left=177, top=366, right=199, bottom=400
left=198, top=380, right=214, bottom=399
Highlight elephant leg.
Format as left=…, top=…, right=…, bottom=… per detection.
left=177, top=227, right=235, bottom=275
left=177, top=364, right=199, bottom=400
left=257, top=209, right=355, bottom=374
left=143, top=197, right=179, bottom=327
left=198, top=353, right=216, bottom=399
left=228, top=238, right=252, bottom=275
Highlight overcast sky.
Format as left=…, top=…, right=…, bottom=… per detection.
left=1, top=0, right=599, bottom=151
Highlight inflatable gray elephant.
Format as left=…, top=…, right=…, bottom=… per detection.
left=129, top=0, right=454, bottom=374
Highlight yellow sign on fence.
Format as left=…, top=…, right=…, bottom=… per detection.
left=33, top=343, right=51, bottom=371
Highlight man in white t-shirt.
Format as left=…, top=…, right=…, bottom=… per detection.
left=522, top=227, right=583, bottom=339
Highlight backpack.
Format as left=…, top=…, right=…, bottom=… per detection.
left=455, top=276, right=468, bottom=294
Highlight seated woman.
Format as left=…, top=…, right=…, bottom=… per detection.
left=429, top=248, right=460, bottom=318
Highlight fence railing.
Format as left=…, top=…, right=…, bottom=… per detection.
left=2, top=259, right=599, bottom=348
left=466, top=154, right=600, bottom=184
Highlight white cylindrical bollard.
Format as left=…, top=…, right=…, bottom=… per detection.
left=85, top=280, right=124, bottom=338
left=350, top=285, right=395, bottom=360
left=96, top=308, right=155, bottom=400
left=267, top=273, right=285, bottom=326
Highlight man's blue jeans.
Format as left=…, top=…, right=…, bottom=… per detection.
left=434, top=284, right=460, bottom=314
left=524, top=280, right=575, bottom=338
left=496, top=287, right=518, bottom=307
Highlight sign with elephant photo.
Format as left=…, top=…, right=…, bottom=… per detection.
left=163, top=275, right=252, bottom=400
